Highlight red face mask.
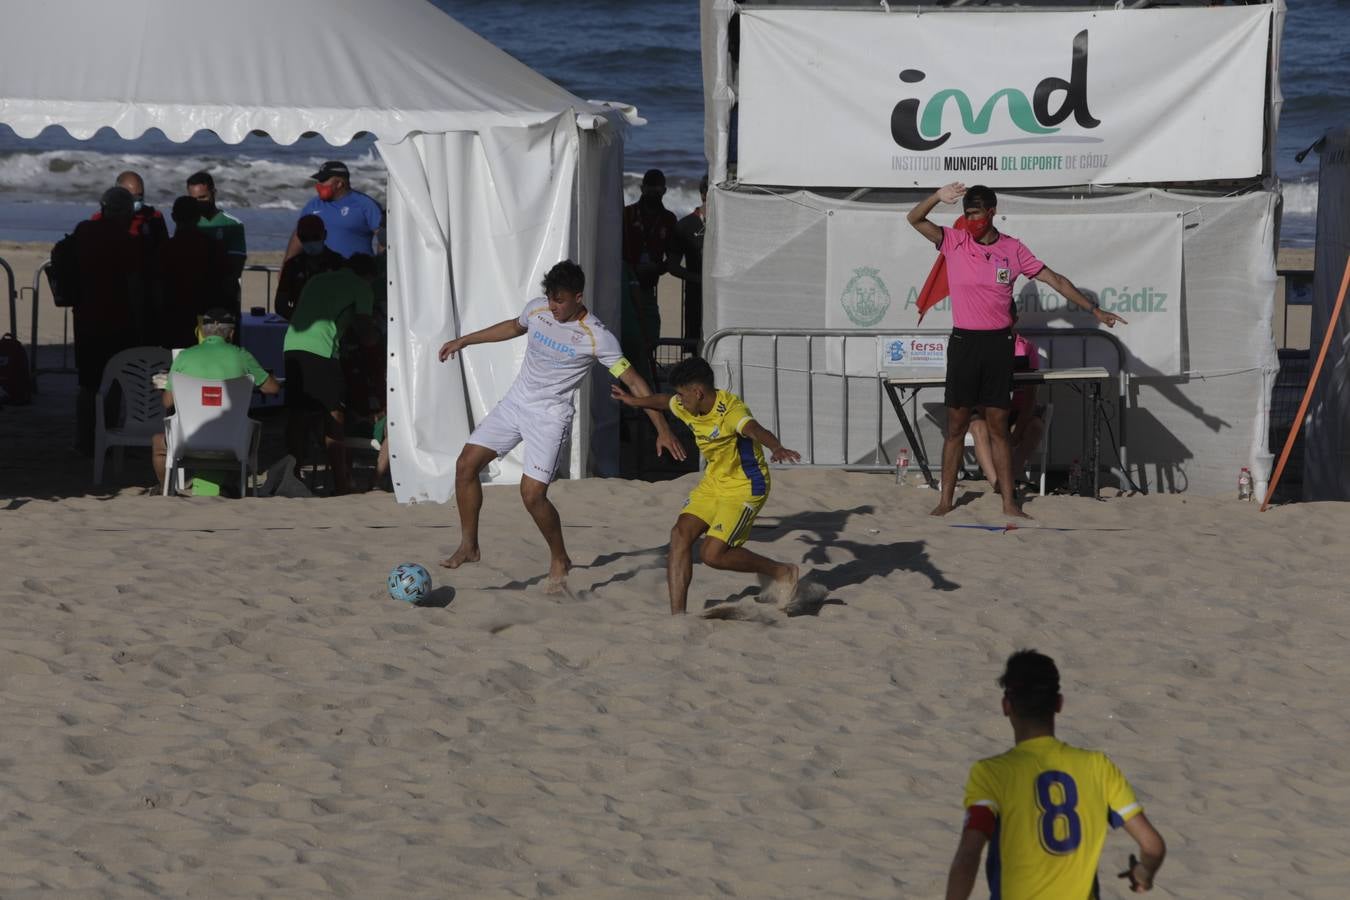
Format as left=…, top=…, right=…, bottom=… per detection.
left=316, top=182, right=336, bottom=202
left=964, top=213, right=993, bottom=240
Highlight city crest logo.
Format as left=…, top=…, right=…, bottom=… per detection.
left=840, top=267, right=891, bottom=327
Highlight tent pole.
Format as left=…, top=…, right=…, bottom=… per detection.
left=1260, top=254, right=1350, bottom=511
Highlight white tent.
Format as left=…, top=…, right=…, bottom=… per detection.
left=0, top=0, right=635, bottom=502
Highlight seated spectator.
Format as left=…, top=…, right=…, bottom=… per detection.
left=156, top=196, right=232, bottom=349
left=968, top=330, right=1046, bottom=493
left=283, top=255, right=376, bottom=495
left=274, top=214, right=343, bottom=319
left=151, top=308, right=280, bottom=494
left=72, top=186, right=141, bottom=455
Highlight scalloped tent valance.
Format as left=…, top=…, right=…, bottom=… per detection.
left=0, top=0, right=613, bottom=145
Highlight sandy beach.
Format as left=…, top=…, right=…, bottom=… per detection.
left=4, top=240, right=1350, bottom=897
left=1, top=474, right=1349, bottom=896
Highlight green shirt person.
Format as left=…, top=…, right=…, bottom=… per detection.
left=282, top=259, right=377, bottom=495
left=186, top=170, right=246, bottom=286
left=283, top=268, right=375, bottom=359
left=152, top=309, right=280, bottom=494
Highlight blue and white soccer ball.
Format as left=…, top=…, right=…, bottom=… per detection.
left=387, top=563, right=432, bottom=604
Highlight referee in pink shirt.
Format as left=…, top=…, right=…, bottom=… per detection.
left=907, top=183, right=1125, bottom=518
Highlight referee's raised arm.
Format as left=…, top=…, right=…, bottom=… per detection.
left=907, top=182, right=967, bottom=247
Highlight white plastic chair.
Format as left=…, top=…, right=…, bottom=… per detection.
left=94, top=346, right=172, bottom=484
left=162, top=375, right=261, bottom=497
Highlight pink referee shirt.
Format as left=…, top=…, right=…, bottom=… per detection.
left=940, top=226, right=1045, bottom=330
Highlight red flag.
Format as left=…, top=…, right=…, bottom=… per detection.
left=916, top=214, right=973, bottom=323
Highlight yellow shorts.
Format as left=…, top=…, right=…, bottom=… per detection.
left=682, top=481, right=768, bottom=548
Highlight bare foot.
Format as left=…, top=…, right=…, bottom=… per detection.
left=543, top=556, right=572, bottom=595
left=440, top=545, right=481, bottom=569
left=1003, top=505, right=1032, bottom=520
left=929, top=502, right=955, bottom=517
left=760, top=564, right=801, bottom=607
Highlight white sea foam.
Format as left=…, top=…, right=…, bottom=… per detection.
left=1281, top=178, right=1318, bottom=218
left=0, top=147, right=713, bottom=219
left=0, top=148, right=385, bottom=209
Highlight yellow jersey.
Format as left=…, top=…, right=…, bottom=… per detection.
left=962, top=736, right=1142, bottom=900
left=670, top=389, right=770, bottom=497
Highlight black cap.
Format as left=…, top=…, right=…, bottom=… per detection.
left=310, top=161, right=350, bottom=182
left=201, top=307, right=237, bottom=325
left=100, top=186, right=135, bottom=218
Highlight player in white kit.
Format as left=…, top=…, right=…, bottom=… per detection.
left=437, top=260, right=685, bottom=591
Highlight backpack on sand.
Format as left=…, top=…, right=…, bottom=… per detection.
left=0, top=333, right=32, bottom=404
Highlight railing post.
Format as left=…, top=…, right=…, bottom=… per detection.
left=0, top=257, right=16, bottom=339
left=841, top=337, right=849, bottom=465
left=806, top=335, right=815, bottom=465
left=30, top=262, right=45, bottom=380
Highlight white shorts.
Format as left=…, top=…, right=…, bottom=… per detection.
left=467, top=398, right=571, bottom=484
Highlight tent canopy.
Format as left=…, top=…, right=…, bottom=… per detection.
left=0, top=0, right=618, bottom=144
left=0, top=0, right=633, bottom=502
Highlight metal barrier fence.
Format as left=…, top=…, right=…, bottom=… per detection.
left=28, top=261, right=69, bottom=380
left=25, top=260, right=282, bottom=386
left=702, top=326, right=1129, bottom=477
left=0, top=256, right=16, bottom=339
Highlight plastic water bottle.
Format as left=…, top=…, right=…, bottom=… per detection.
left=1238, top=467, right=1254, bottom=502
left=895, top=446, right=911, bottom=485
left=1066, top=458, right=1082, bottom=495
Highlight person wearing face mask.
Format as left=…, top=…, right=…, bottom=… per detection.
left=621, top=169, right=677, bottom=361
left=155, top=196, right=232, bottom=349
left=70, top=187, right=141, bottom=455
left=92, top=171, right=169, bottom=244
left=284, top=161, right=383, bottom=263
left=90, top=171, right=168, bottom=343
left=907, top=183, right=1125, bottom=519
left=185, top=170, right=247, bottom=305
left=274, top=215, right=344, bottom=320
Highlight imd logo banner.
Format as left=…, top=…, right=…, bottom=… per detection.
left=737, top=6, right=1270, bottom=188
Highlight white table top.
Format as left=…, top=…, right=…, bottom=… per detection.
left=882, top=366, right=1112, bottom=387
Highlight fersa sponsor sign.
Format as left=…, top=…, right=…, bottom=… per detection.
left=881, top=335, right=948, bottom=369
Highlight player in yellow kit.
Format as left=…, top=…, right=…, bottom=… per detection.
left=612, top=357, right=802, bottom=614
left=946, top=650, right=1167, bottom=899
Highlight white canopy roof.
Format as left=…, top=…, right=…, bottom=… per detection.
left=0, top=0, right=614, bottom=144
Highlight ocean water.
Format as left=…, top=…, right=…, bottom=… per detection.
left=0, top=0, right=1342, bottom=248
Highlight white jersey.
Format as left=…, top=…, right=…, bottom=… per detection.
left=504, top=297, right=630, bottom=415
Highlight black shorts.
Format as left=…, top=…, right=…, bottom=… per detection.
left=285, top=350, right=344, bottom=412
left=945, top=327, right=1015, bottom=410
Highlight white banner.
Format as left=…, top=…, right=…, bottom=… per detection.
left=825, top=210, right=1184, bottom=374
left=738, top=7, right=1271, bottom=188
